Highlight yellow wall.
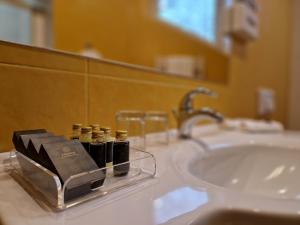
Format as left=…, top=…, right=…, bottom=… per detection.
left=0, top=0, right=292, bottom=151
left=288, top=0, right=300, bottom=129
left=52, top=0, right=229, bottom=83
left=228, top=0, right=292, bottom=123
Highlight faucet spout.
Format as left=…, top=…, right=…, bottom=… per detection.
left=175, top=87, right=224, bottom=139
left=179, top=87, right=216, bottom=112
left=178, top=107, right=223, bottom=139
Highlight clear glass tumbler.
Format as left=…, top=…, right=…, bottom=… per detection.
left=115, top=110, right=146, bottom=150
left=145, top=111, right=169, bottom=146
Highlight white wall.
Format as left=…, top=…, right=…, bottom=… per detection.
left=288, top=0, right=300, bottom=130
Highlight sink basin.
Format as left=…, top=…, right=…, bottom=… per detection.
left=191, top=209, right=300, bottom=225
left=188, top=145, right=300, bottom=199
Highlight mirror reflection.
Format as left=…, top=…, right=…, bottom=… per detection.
left=0, top=0, right=232, bottom=81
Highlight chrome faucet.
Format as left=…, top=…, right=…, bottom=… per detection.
left=173, top=87, right=224, bottom=139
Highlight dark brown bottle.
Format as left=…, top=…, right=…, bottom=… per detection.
left=90, top=130, right=106, bottom=188
left=90, top=124, right=100, bottom=132
left=100, top=127, right=115, bottom=167
left=70, top=124, right=82, bottom=140
left=79, top=126, right=92, bottom=154
left=113, top=130, right=130, bottom=177
left=90, top=131, right=106, bottom=169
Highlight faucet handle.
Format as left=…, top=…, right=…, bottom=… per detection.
left=180, top=86, right=217, bottom=111
left=193, top=87, right=217, bottom=97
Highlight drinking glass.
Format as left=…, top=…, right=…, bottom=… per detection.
left=115, top=110, right=146, bottom=150
left=145, top=111, right=169, bottom=146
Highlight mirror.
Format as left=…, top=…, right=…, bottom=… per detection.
left=0, top=0, right=231, bottom=82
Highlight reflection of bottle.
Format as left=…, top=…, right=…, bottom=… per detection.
left=100, top=127, right=115, bottom=167
left=80, top=42, right=102, bottom=59
left=113, top=130, right=130, bottom=177
left=90, top=130, right=106, bottom=188
left=79, top=126, right=92, bottom=153
left=71, top=124, right=82, bottom=140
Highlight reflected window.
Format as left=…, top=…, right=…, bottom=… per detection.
left=0, top=0, right=52, bottom=47
left=158, top=0, right=217, bottom=43
left=0, top=1, right=31, bottom=44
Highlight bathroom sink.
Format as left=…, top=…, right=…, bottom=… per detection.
left=191, top=209, right=300, bottom=225
left=187, top=145, right=300, bottom=199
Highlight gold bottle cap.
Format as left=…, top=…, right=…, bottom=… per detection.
left=81, top=126, right=92, bottom=134
left=72, top=123, right=82, bottom=130
left=116, top=130, right=128, bottom=141
left=92, top=130, right=104, bottom=139
left=100, top=126, right=111, bottom=133
left=90, top=124, right=100, bottom=131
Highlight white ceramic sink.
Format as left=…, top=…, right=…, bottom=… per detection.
left=186, top=145, right=300, bottom=200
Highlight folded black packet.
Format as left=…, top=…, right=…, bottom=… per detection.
left=41, top=140, right=104, bottom=201
left=19, top=132, right=53, bottom=158
left=12, top=129, right=47, bottom=156
left=27, top=136, right=66, bottom=164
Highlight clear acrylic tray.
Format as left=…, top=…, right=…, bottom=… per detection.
left=6, top=148, right=156, bottom=211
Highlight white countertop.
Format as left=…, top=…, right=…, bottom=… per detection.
left=1, top=125, right=300, bottom=225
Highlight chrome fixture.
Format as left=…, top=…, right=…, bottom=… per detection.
left=173, top=87, right=224, bottom=139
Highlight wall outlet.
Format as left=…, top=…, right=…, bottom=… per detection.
left=257, top=88, right=275, bottom=118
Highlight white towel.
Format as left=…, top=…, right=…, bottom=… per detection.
left=222, top=118, right=284, bottom=133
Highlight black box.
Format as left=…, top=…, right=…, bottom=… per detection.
left=27, top=136, right=66, bottom=164
left=41, top=140, right=105, bottom=201
left=12, top=129, right=47, bottom=155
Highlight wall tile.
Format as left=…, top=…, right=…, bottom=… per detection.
left=87, top=73, right=196, bottom=130
left=88, top=58, right=211, bottom=88
left=88, top=74, right=232, bottom=128
left=0, top=41, right=86, bottom=73
left=0, top=64, right=86, bottom=151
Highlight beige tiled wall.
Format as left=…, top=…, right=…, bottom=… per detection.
left=0, top=41, right=231, bottom=152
